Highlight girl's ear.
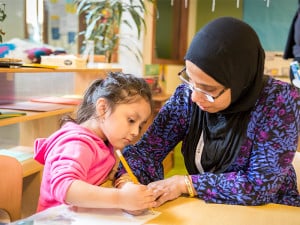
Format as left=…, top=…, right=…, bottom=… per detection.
left=95, top=98, right=107, bottom=116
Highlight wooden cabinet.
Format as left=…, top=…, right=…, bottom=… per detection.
left=0, top=67, right=121, bottom=219
left=0, top=67, right=122, bottom=149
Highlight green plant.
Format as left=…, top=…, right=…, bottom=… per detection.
left=73, top=0, right=154, bottom=63
left=0, top=3, right=6, bottom=43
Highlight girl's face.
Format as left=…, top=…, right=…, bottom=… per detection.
left=186, top=60, right=231, bottom=113
left=97, top=97, right=151, bottom=150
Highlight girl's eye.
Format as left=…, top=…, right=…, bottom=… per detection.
left=128, top=118, right=135, bottom=124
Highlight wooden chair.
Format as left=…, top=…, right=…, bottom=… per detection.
left=0, top=155, right=23, bottom=222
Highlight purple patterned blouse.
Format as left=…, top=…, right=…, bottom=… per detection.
left=119, top=76, right=300, bottom=207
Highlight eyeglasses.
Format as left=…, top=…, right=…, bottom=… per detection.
left=178, top=68, right=228, bottom=103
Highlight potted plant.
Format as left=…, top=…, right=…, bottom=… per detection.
left=0, top=2, right=6, bottom=43
left=73, top=0, right=154, bottom=63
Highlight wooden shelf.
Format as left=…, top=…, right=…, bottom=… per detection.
left=0, top=67, right=121, bottom=73
left=0, top=106, right=76, bottom=127
left=152, top=93, right=171, bottom=102
left=0, top=67, right=121, bottom=219
left=0, top=146, right=42, bottom=178
left=21, top=158, right=43, bottom=178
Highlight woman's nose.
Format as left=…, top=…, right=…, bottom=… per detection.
left=191, top=90, right=207, bottom=103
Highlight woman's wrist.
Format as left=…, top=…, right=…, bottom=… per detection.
left=184, top=175, right=195, bottom=197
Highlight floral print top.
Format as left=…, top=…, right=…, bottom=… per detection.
left=119, top=76, right=300, bottom=207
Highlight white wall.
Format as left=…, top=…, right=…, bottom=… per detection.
left=117, top=9, right=144, bottom=76
left=0, top=0, right=25, bottom=42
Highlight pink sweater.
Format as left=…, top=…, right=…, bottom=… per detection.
left=34, top=122, right=115, bottom=212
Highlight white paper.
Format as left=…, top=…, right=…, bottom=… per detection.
left=11, top=205, right=160, bottom=225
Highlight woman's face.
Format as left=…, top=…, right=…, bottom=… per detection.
left=186, top=60, right=231, bottom=113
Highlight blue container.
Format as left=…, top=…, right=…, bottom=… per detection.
left=290, top=61, right=300, bottom=80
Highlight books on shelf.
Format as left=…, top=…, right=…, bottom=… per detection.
left=0, top=146, right=34, bottom=162
left=0, top=101, right=66, bottom=112
left=30, top=95, right=82, bottom=105
left=0, top=111, right=26, bottom=119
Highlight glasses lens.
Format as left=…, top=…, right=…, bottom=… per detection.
left=205, top=94, right=214, bottom=102
left=178, top=69, right=220, bottom=103
left=180, top=70, right=190, bottom=82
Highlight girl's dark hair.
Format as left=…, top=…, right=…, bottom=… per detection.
left=60, top=72, right=153, bottom=126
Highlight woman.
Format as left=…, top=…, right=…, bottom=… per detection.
left=116, top=17, right=300, bottom=208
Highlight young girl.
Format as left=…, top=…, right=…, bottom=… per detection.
left=34, top=72, right=158, bottom=212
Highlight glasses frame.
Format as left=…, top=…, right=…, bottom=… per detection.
left=178, top=68, right=227, bottom=103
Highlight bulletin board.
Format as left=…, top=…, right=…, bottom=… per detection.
left=195, top=0, right=243, bottom=31
left=195, top=0, right=297, bottom=51
left=243, top=0, right=298, bottom=51
left=46, top=0, right=78, bottom=54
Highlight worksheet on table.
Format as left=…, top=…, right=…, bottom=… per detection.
left=11, top=204, right=160, bottom=225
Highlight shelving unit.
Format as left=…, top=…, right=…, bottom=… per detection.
left=0, top=67, right=121, bottom=219
left=0, top=107, right=75, bottom=127
left=0, top=106, right=78, bottom=218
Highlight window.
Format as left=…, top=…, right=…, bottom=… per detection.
left=25, top=0, right=44, bottom=43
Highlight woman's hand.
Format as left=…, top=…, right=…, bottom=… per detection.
left=147, top=175, right=187, bottom=207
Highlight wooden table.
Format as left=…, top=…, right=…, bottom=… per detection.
left=147, top=197, right=300, bottom=225
left=12, top=145, right=300, bottom=224
left=9, top=197, right=300, bottom=225
left=8, top=149, right=300, bottom=224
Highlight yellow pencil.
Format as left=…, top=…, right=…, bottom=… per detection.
left=116, top=149, right=139, bottom=184
left=115, top=149, right=155, bottom=214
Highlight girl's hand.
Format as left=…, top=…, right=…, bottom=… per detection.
left=147, top=175, right=187, bottom=207
left=118, top=182, right=158, bottom=211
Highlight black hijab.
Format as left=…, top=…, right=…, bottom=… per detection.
left=183, top=17, right=265, bottom=174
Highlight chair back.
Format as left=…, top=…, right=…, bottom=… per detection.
left=0, top=155, right=23, bottom=222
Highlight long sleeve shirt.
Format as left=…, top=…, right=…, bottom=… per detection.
left=118, top=76, right=300, bottom=207
left=34, top=122, right=115, bottom=212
